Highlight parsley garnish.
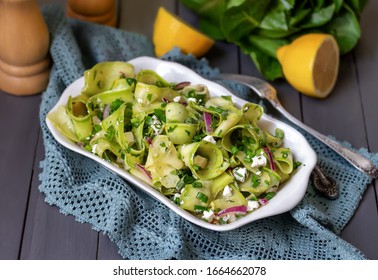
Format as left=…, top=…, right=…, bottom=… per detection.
left=154, top=109, right=166, bottom=123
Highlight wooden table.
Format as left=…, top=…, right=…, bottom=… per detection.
left=1, top=0, right=377, bottom=260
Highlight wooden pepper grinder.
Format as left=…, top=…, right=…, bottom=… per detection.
left=67, top=0, right=117, bottom=27
left=0, top=0, right=51, bottom=96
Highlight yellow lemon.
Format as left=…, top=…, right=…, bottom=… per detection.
left=276, top=33, right=339, bottom=98
left=153, top=7, right=214, bottom=58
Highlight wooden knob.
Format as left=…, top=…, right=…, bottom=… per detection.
left=0, top=0, right=51, bottom=96
left=67, top=0, right=117, bottom=27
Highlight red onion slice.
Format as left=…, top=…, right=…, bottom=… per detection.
left=174, top=81, right=191, bottom=90
left=203, top=112, right=213, bottom=134
left=136, top=164, right=152, bottom=180
left=217, top=205, right=247, bottom=217
left=263, top=146, right=276, bottom=171
left=145, top=136, right=153, bottom=145
left=102, top=104, right=110, bottom=119
left=258, top=198, right=268, bottom=206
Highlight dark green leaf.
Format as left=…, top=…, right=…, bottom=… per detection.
left=180, top=0, right=226, bottom=22
left=300, top=4, right=336, bottom=28
left=323, top=5, right=361, bottom=54
left=220, top=0, right=272, bottom=42
left=345, top=0, right=368, bottom=15
left=248, top=34, right=289, bottom=58
left=199, top=18, right=226, bottom=40
left=289, top=8, right=312, bottom=26
left=249, top=48, right=284, bottom=80
left=259, top=0, right=294, bottom=31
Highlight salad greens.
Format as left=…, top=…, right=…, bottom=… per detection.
left=179, top=0, right=368, bottom=80
left=48, top=61, right=298, bottom=225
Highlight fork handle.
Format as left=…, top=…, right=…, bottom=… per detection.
left=274, top=103, right=378, bottom=179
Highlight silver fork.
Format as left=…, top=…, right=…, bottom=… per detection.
left=218, top=73, right=378, bottom=180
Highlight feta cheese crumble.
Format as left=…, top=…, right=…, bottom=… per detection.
left=187, top=97, right=197, bottom=103
left=173, top=96, right=185, bottom=103
left=247, top=200, right=260, bottom=211
left=221, top=214, right=237, bottom=223
left=251, top=155, right=267, bottom=168
left=202, top=209, right=215, bottom=222
left=202, top=135, right=216, bottom=144
left=150, top=115, right=163, bottom=135
left=223, top=185, right=233, bottom=197
left=232, top=167, right=248, bottom=182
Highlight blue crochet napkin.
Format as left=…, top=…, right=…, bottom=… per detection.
left=39, top=5, right=378, bottom=260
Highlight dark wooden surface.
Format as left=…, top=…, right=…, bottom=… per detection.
left=1, top=0, right=377, bottom=260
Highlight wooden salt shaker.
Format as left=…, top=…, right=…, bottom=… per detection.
left=67, top=0, right=117, bottom=27
left=0, top=0, right=51, bottom=96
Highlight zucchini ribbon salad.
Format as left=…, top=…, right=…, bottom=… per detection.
left=48, top=61, right=300, bottom=225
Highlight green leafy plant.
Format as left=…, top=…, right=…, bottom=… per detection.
left=180, top=0, right=368, bottom=80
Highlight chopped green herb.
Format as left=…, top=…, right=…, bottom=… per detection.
left=156, top=80, right=164, bottom=87
left=194, top=205, right=209, bottom=213
left=173, top=196, right=181, bottom=205
left=193, top=164, right=200, bottom=171
left=221, top=95, right=232, bottom=101
left=131, top=118, right=142, bottom=128
left=275, top=128, right=284, bottom=139
left=92, top=124, right=102, bottom=134
left=110, top=99, right=124, bottom=113
left=126, top=78, right=136, bottom=87
left=167, top=125, right=177, bottom=133
left=265, top=192, right=276, bottom=200
left=96, top=110, right=103, bottom=120
left=193, top=133, right=205, bottom=142
left=293, top=161, right=302, bottom=169
left=196, top=192, right=209, bottom=203
left=154, top=109, right=166, bottom=123
left=251, top=175, right=261, bottom=188
left=176, top=173, right=196, bottom=191
left=147, top=93, right=153, bottom=101
left=105, top=125, right=116, bottom=141
left=193, top=181, right=202, bottom=188
left=230, top=145, right=239, bottom=155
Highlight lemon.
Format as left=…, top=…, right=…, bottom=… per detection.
left=276, top=33, right=339, bottom=98
left=153, top=7, right=214, bottom=58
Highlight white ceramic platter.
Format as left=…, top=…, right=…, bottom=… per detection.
left=46, top=56, right=317, bottom=231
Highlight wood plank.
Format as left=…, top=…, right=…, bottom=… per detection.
left=97, top=235, right=123, bottom=260
left=20, top=133, right=99, bottom=259
left=300, top=28, right=378, bottom=259
left=178, top=3, right=239, bottom=73
left=344, top=0, right=378, bottom=260
left=302, top=53, right=367, bottom=147
left=356, top=0, right=378, bottom=153
left=118, top=0, right=175, bottom=41
left=0, top=93, right=41, bottom=259
left=340, top=186, right=378, bottom=259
